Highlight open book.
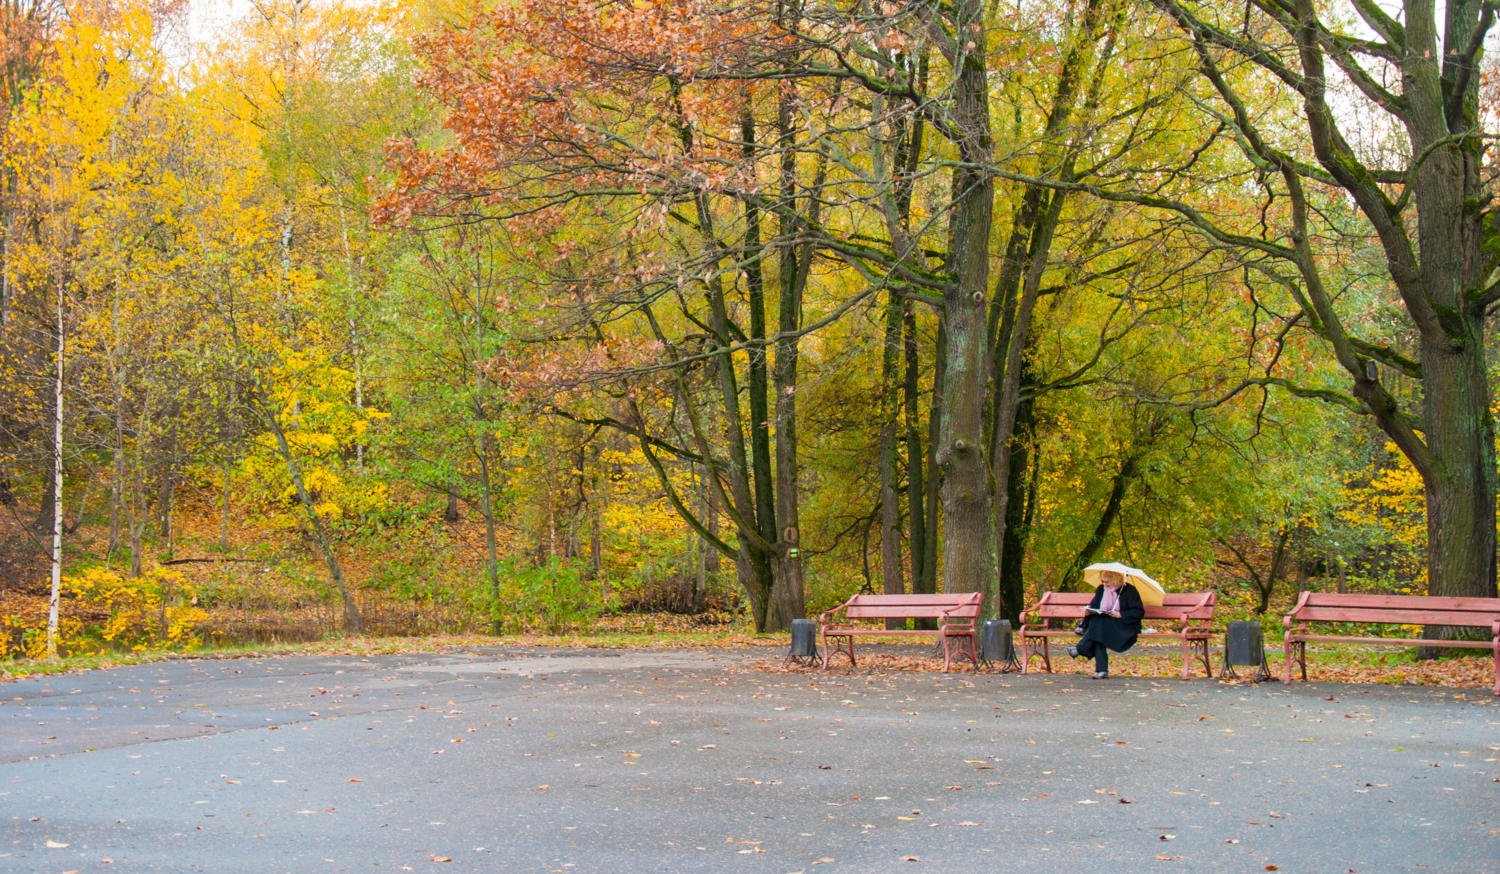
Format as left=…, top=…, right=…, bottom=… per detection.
left=1083, top=606, right=1106, bottom=615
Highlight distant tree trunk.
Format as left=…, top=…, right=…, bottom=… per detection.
left=219, top=459, right=231, bottom=553
left=108, top=403, right=122, bottom=559
left=45, top=284, right=62, bottom=657
left=443, top=481, right=460, bottom=522
left=108, top=279, right=122, bottom=556
left=879, top=288, right=905, bottom=627
left=1220, top=532, right=1289, bottom=615
left=705, top=476, right=721, bottom=576
left=34, top=418, right=55, bottom=532
left=265, top=407, right=363, bottom=633
left=997, top=388, right=1035, bottom=625
left=691, top=467, right=704, bottom=602
left=589, top=502, right=602, bottom=583
left=1058, top=453, right=1139, bottom=592
left=127, top=463, right=146, bottom=578
left=477, top=434, right=501, bottom=634
left=159, top=460, right=177, bottom=558
left=1262, top=531, right=1290, bottom=614
left=904, top=301, right=925, bottom=595
left=913, top=318, right=944, bottom=630
left=1296, top=536, right=1308, bottom=593
left=702, top=224, right=775, bottom=630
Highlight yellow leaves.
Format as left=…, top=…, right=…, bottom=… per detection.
left=1340, top=441, right=1426, bottom=580
left=60, top=567, right=207, bottom=652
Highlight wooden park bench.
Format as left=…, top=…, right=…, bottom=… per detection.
left=1281, top=592, right=1500, bottom=696
left=1017, top=591, right=1217, bottom=679
left=818, top=593, right=982, bottom=672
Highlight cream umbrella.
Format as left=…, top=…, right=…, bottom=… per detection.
left=1083, top=561, right=1165, bottom=607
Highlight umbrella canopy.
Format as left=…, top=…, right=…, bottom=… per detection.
left=1083, top=562, right=1165, bottom=607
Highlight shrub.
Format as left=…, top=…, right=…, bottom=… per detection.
left=67, top=567, right=208, bottom=651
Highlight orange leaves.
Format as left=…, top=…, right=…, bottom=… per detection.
left=382, top=0, right=774, bottom=228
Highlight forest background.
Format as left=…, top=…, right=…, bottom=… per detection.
left=1, top=0, right=1496, bottom=659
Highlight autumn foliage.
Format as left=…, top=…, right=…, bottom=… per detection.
left=0, top=0, right=1493, bottom=680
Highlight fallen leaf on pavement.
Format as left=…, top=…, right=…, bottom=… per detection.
left=46, top=840, right=68, bottom=848
left=900, top=856, right=920, bottom=862
left=431, top=855, right=451, bottom=862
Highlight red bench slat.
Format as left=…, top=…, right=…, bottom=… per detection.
left=817, top=593, right=982, bottom=673
left=841, top=594, right=981, bottom=606
left=1282, top=591, right=1500, bottom=695
left=846, top=606, right=981, bottom=619
left=1293, top=607, right=1500, bottom=627
left=1292, top=593, right=1500, bottom=611
left=1293, top=635, right=1496, bottom=648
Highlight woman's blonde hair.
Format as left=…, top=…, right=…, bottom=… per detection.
left=1101, top=570, right=1125, bottom=586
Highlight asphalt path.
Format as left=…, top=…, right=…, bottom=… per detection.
left=2, top=646, right=1497, bottom=873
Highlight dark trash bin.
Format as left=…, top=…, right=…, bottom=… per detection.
left=981, top=619, right=1020, bottom=672
left=1220, top=620, right=1271, bottom=681
left=788, top=618, right=820, bottom=666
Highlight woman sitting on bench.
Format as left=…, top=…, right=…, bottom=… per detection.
left=1069, top=569, right=1144, bottom=679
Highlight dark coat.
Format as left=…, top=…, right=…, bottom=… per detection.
left=1080, top=583, right=1145, bottom=652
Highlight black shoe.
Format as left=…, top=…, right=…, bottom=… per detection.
left=1091, top=671, right=1108, bottom=679
left=1068, top=645, right=1079, bottom=658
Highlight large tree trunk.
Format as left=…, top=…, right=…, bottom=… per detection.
left=768, top=72, right=813, bottom=629
left=740, top=99, right=783, bottom=630
left=770, top=238, right=806, bottom=628
left=937, top=0, right=997, bottom=608
left=1418, top=323, right=1495, bottom=599
left=1400, top=0, right=1497, bottom=612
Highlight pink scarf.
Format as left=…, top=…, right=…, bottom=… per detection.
left=1100, top=586, right=1121, bottom=614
